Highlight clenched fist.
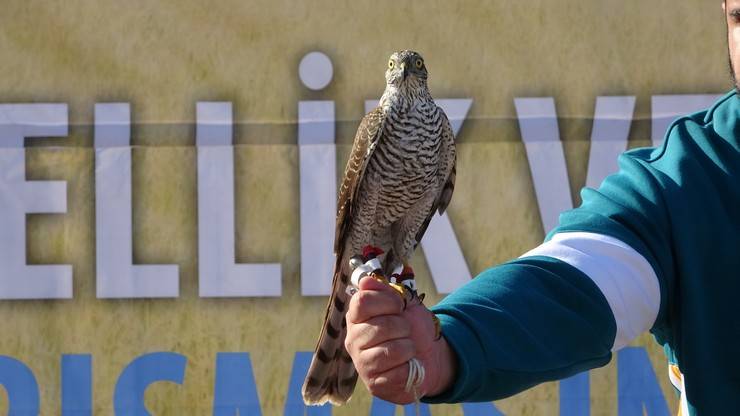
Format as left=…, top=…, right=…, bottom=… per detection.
left=344, top=276, right=458, bottom=404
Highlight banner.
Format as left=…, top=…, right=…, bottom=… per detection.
left=0, top=1, right=728, bottom=414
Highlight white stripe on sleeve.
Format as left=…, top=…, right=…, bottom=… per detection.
left=520, top=232, right=660, bottom=351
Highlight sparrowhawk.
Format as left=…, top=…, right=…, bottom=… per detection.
left=302, top=50, right=457, bottom=406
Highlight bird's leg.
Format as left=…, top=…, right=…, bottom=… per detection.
left=388, top=265, right=436, bottom=340
left=388, top=265, right=425, bottom=307
left=382, top=248, right=397, bottom=276
left=347, top=245, right=409, bottom=304
left=348, top=246, right=389, bottom=288
left=361, top=245, right=385, bottom=262
left=347, top=245, right=383, bottom=296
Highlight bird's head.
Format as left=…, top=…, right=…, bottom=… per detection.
left=384, top=50, right=428, bottom=91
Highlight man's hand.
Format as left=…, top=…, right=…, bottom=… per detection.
left=344, top=276, right=457, bottom=404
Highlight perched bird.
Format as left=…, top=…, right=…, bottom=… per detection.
left=302, top=50, right=456, bottom=406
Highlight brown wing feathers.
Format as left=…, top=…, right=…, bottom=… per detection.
left=302, top=108, right=384, bottom=405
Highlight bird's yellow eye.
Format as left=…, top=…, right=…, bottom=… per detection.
left=415, top=59, right=423, bottom=69
left=388, top=60, right=394, bottom=69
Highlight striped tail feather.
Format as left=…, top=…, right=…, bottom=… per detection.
left=302, top=263, right=359, bottom=405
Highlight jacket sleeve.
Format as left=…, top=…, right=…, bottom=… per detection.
left=423, top=149, right=674, bottom=403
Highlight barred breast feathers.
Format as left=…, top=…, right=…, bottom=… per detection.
left=413, top=107, right=456, bottom=244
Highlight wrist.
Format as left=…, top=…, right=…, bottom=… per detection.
left=426, top=333, right=458, bottom=397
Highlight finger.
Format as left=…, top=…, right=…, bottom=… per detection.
left=357, top=338, right=415, bottom=378
left=345, top=315, right=411, bottom=354
left=364, top=361, right=417, bottom=404
left=347, top=286, right=404, bottom=324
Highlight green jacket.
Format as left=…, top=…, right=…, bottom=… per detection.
left=425, top=91, right=740, bottom=415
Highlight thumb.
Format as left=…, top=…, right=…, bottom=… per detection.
left=357, top=273, right=395, bottom=293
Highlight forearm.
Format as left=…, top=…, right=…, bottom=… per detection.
left=423, top=256, right=616, bottom=403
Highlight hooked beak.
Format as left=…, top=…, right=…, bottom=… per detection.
left=401, top=61, right=408, bottom=81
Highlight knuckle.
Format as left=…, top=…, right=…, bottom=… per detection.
left=348, top=289, right=360, bottom=306
left=360, top=349, right=384, bottom=375
left=379, top=345, right=392, bottom=360
left=347, top=300, right=360, bottom=323
left=386, top=315, right=410, bottom=333
left=389, top=294, right=404, bottom=313
left=356, top=290, right=372, bottom=309
left=355, top=289, right=402, bottom=316
left=366, top=377, right=382, bottom=395
left=383, top=339, right=401, bottom=360
left=373, top=314, right=393, bottom=328
left=399, top=338, right=415, bottom=356
left=345, top=324, right=364, bottom=352
left=366, top=374, right=394, bottom=398
left=366, top=340, right=411, bottom=366
left=390, top=339, right=409, bottom=357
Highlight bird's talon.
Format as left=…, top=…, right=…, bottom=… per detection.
left=432, top=314, right=442, bottom=341
left=371, top=272, right=389, bottom=285
left=389, top=282, right=406, bottom=297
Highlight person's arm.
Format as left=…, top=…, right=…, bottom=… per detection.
left=426, top=245, right=658, bottom=402
left=346, top=148, right=674, bottom=403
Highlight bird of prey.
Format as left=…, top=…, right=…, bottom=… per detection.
left=302, top=50, right=456, bottom=406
